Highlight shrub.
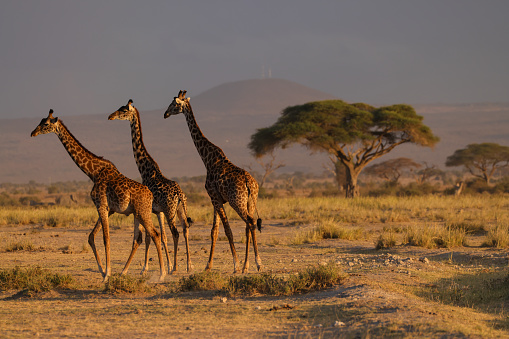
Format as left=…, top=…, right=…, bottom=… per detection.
left=178, top=271, right=227, bottom=292
left=482, top=224, right=509, bottom=248
left=228, top=263, right=347, bottom=296
left=403, top=224, right=467, bottom=248
left=375, top=231, right=397, bottom=250
left=0, top=266, right=74, bottom=293
left=0, top=192, right=19, bottom=206
left=292, top=221, right=364, bottom=245
left=104, top=274, right=150, bottom=294
left=5, top=240, right=36, bottom=252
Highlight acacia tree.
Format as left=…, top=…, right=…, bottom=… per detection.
left=445, top=143, right=509, bottom=185
left=251, top=151, right=285, bottom=189
left=414, top=162, right=444, bottom=184
left=365, top=157, right=422, bottom=183
left=249, top=100, right=439, bottom=198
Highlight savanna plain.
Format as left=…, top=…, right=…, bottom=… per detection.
left=1, top=181, right=509, bottom=338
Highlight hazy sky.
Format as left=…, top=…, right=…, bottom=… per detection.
left=2, top=1, right=508, bottom=119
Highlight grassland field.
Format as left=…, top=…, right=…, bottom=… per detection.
left=1, top=194, right=509, bottom=338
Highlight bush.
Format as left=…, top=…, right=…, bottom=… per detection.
left=403, top=224, right=467, bottom=248
left=374, top=231, right=397, bottom=250
left=104, top=274, right=150, bottom=294
left=292, top=221, right=364, bottom=245
left=0, top=192, right=19, bottom=206
left=5, top=240, right=37, bottom=252
left=228, top=262, right=347, bottom=296
left=482, top=224, right=509, bottom=248
left=0, top=266, right=74, bottom=294
left=178, top=271, right=227, bottom=292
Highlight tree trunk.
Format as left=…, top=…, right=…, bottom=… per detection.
left=334, top=160, right=347, bottom=192
left=344, top=167, right=360, bottom=198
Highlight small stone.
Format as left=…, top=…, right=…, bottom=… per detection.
left=348, top=262, right=354, bottom=267
left=255, top=306, right=262, bottom=310
left=291, top=258, right=298, bottom=263
left=419, top=257, right=430, bottom=264
left=334, top=320, right=346, bottom=327
left=186, top=326, right=194, bottom=331
left=220, top=297, right=227, bottom=303
left=315, top=324, right=323, bottom=328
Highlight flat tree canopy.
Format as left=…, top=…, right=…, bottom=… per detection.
left=446, top=143, right=509, bottom=184
left=249, top=100, right=439, bottom=197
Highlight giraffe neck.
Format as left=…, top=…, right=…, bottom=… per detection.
left=129, top=108, right=161, bottom=181
left=184, top=103, right=228, bottom=170
left=56, top=121, right=117, bottom=181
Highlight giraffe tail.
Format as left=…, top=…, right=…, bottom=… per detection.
left=177, top=192, right=193, bottom=228
left=246, top=177, right=262, bottom=233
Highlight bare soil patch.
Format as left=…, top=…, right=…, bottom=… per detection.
left=1, top=219, right=508, bottom=338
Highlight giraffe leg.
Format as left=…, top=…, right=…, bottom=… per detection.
left=143, top=229, right=151, bottom=274
left=157, top=212, right=173, bottom=273
left=231, top=201, right=262, bottom=273
left=205, top=209, right=220, bottom=272
left=121, top=218, right=143, bottom=276
left=98, top=207, right=112, bottom=282
left=216, top=206, right=240, bottom=274
left=88, top=217, right=105, bottom=276
left=243, top=225, right=251, bottom=273
left=251, top=226, right=262, bottom=271
left=177, top=205, right=192, bottom=272
left=165, top=211, right=180, bottom=274
left=139, top=214, right=165, bottom=282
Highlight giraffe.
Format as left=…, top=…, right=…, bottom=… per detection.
left=30, top=110, right=166, bottom=282
left=164, top=90, right=262, bottom=273
left=108, top=99, right=192, bottom=273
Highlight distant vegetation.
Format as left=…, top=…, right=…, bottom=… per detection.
left=3, top=163, right=509, bottom=208
left=2, top=178, right=509, bottom=250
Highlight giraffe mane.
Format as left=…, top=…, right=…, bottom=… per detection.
left=59, top=120, right=114, bottom=166
left=132, top=106, right=161, bottom=170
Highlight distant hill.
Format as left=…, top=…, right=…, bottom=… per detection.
left=2, top=78, right=509, bottom=184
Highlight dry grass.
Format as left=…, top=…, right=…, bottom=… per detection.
left=403, top=224, right=467, bottom=248
left=5, top=240, right=38, bottom=252
left=2, top=194, right=509, bottom=249
left=483, top=224, right=509, bottom=248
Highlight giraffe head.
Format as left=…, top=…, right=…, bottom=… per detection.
left=164, top=90, right=191, bottom=119
left=108, top=99, right=136, bottom=122
left=31, top=109, right=60, bottom=137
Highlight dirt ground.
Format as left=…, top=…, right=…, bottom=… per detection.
left=1, top=219, right=509, bottom=338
